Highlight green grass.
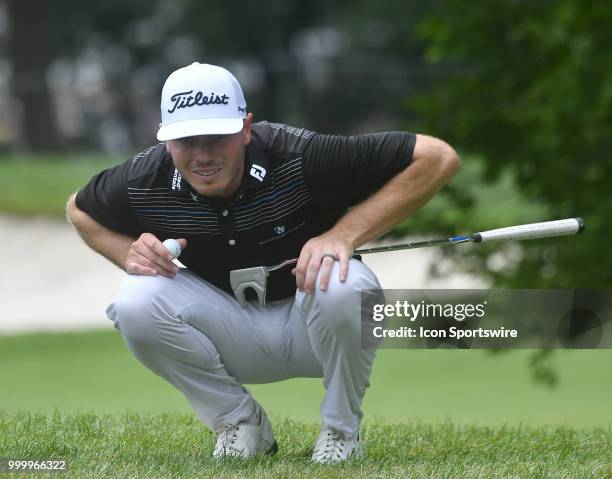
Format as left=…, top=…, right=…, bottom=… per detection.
left=1, top=330, right=611, bottom=428
left=1, top=330, right=611, bottom=476
left=0, top=154, right=123, bottom=217
left=1, top=411, right=610, bottom=478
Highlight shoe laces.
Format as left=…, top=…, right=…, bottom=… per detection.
left=320, top=430, right=350, bottom=460
left=215, top=424, right=240, bottom=453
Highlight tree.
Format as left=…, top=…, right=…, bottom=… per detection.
left=413, top=0, right=612, bottom=289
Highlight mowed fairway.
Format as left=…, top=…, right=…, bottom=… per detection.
left=1, top=330, right=611, bottom=477
left=0, top=329, right=611, bottom=426
left=1, top=412, right=610, bottom=478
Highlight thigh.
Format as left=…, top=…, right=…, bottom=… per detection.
left=172, top=271, right=321, bottom=383
left=123, top=269, right=323, bottom=383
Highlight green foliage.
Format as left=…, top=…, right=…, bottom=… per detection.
left=392, top=153, right=550, bottom=236
left=414, top=0, right=612, bottom=288
left=1, top=411, right=610, bottom=478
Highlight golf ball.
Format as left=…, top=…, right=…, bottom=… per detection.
left=162, top=238, right=182, bottom=259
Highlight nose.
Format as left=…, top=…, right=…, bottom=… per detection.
left=191, top=141, right=216, bottom=162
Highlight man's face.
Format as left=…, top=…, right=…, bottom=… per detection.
left=166, top=114, right=253, bottom=199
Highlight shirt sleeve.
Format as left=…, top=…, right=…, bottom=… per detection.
left=302, top=131, right=416, bottom=209
left=75, top=159, right=143, bottom=236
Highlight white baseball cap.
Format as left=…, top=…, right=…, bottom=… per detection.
left=157, top=62, right=247, bottom=141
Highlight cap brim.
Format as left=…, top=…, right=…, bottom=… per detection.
left=157, top=118, right=244, bottom=141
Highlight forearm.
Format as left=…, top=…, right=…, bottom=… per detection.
left=66, top=193, right=135, bottom=270
left=329, top=134, right=460, bottom=248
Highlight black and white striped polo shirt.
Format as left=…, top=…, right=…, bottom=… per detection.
left=76, top=122, right=415, bottom=300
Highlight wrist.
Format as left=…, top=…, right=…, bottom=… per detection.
left=329, top=224, right=359, bottom=250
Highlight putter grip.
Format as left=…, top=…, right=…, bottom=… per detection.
left=472, top=218, right=584, bottom=243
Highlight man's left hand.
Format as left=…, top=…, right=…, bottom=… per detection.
left=292, top=233, right=354, bottom=294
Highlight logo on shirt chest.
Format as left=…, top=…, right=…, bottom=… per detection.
left=258, top=221, right=306, bottom=245
left=249, top=164, right=267, bottom=182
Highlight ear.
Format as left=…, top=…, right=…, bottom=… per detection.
left=158, top=123, right=171, bottom=152
left=242, top=113, right=254, bottom=145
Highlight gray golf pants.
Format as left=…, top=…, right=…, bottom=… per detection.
left=106, top=259, right=380, bottom=435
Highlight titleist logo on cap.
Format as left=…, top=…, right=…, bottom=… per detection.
left=168, top=90, right=230, bottom=113
left=157, top=63, right=247, bottom=140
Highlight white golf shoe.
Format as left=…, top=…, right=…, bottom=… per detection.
left=212, top=406, right=278, bottom=459
left=311, top=427, right=363, bottom=464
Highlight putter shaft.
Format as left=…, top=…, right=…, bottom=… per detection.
left=268, top=235, right=473, bottom=272
left=232, top=218, right=583, bottom=308
left=267, top=216, right=584, bottom=271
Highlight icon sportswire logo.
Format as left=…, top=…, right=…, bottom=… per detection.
left=249, top=164, right=267, bottom=182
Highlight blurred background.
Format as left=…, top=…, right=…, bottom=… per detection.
left=0, top=0, right=610, bottom=427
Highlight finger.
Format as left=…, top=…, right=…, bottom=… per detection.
left=318, top=256, right=335, bottom=291
left=132, top=252, right=178, bottom=278
left=291, top=268, right=296, bottom=276
left=303, top=254, right=324, bottom=294
left=141, top=234, right=175, bottom=262
left=295, top=249, right=312, bottom=292
left=338, top=251, right=350, bottom=282
left=177, top=238, right=188, bottom=250
left=126, top=260, right=157, bottom=276
left=134, top=241, right=177, bottom=273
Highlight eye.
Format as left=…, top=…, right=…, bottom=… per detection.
left=176, top=137, right=197, bottom=147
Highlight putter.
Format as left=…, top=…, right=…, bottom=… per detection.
left=230, top=217, right=584, bottom=308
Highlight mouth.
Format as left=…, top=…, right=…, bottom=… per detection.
left=193, top=167, right=222, bottom=178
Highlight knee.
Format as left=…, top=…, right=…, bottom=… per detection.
left=315, top=259, right=380, bottom=307
left=312, top=259, right=381, bottom=334
left=106, top=274, right=173, bottom=344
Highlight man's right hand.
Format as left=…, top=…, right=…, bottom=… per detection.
left=126, top=233, right=188, bottom=278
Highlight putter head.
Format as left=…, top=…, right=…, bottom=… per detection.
left=229, top=266, right=270, bottom=309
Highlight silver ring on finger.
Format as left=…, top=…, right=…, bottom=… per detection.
left=322, top=253, right=338, bottom=261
